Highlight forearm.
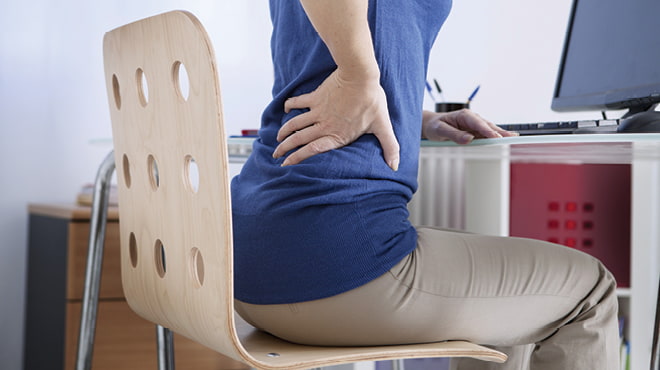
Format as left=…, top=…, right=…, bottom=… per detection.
left=299, top=0, right=379, bottom=79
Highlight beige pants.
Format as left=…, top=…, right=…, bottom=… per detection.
left=235, top=227, right=620, bottom=370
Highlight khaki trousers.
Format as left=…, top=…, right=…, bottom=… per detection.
left=235, top=227, right=620, bottom=370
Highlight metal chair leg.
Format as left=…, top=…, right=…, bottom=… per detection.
left=157, top=325, right=175, bottom=370
left=75, top=151, right=116, bottom=370
left=392, top=359, right=406, bottom=370
left=652, top=274, right=660, bottom=370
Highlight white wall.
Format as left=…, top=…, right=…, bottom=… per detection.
left=0, top=1, right=606, bottom=368
left=427, top=0, right=604, bottom=122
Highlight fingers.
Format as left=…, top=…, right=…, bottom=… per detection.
left=277, top=111, right=316, bottom=142
left=433, top=121, right=477, bottom=144
left=495, top=124, right=520, bottom=137
left=275, top=119, right=346, bottom=167
left=464, top=112, right=519, bottom=138
left=273, top=122, right=323, bottom=160
left=280, top=136, right=339, bottom=167
left=372, top=121, right=400, bottom=171
left=284, top=93, right=313, bottom=113
left=274, top=116, right=400, bottom=170
left=455, top=110, right=503, bottom=139
left=480, top=118, right=517, bottom=138
left=439, top=109, right=518, bottom=142
left=475, top=122, right=519, bottom=139
left=279, top=93, right=317, bottom=141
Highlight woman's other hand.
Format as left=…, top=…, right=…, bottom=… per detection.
left=421, top=109, right=518, bottom=144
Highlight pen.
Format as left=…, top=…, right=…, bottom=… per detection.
left=433, top=78, right=445, bottom=102
left=466, top=85, right=480, bottom=104
left=425, top=81, right=437, bottom=102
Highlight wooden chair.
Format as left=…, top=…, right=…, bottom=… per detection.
left=78, top=10, right=507, bottom=369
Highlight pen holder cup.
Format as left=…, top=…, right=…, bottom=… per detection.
left=435, top=102, right=470, bottom=113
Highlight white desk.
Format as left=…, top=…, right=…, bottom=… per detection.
left=419, top=133, right=660, bottom=370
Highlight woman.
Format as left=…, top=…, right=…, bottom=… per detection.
left=231, top=1, right=620, bottom=369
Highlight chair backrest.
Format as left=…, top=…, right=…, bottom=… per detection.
left=103, top=10, right=242, bottom=361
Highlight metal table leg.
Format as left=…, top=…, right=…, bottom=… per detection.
left=652, top=274, right=660, bottom=370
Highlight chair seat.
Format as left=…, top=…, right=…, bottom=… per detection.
left=235, top=315, right=507, bottom=369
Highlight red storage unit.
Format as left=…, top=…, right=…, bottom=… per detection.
left=509, top=162, right=631, bottom=287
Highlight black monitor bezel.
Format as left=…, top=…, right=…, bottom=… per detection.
left=551, top=0, right=660, bottom=114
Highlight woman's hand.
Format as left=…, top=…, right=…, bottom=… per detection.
left=273, top=68, right=400, bottom=170
left=421, top=109, right=518, bottom=144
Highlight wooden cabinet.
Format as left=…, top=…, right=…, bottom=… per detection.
left=24, top=203, right=248, bottom=370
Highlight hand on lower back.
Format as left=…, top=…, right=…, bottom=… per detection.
left=273, top=68, right=400, bottom=171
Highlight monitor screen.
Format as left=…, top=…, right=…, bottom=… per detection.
left=551, top=0, right=660, bottom=115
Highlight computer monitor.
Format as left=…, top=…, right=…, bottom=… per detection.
left=551, top=0, right=660, bottom=118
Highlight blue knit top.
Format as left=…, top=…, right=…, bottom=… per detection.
left=231, top=0, right=452, bottom=304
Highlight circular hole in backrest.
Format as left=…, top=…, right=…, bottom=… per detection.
left=136, top=68, right=149, bottom=106
left=122, top=154, right=131, bottom=188
left=154, top=239, right=166, bottom=278
left=129, top=232, right=138, bottom=268
left=147, top=155, right=160, bottom=190
left=112, top=74, right=121, bottom=110
left=172, top=61, right=190, bottom=101
left=190, top=247, right=205, bottom=288
left=184, top=155, right=199, bottom=193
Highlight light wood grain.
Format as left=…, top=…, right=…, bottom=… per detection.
left=28, top=203, right=119, bottom=221
left=67, top=221, right=123, bottom=300
left=104, top=10, right=507, bottom=368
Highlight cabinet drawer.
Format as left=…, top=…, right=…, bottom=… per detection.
left=65, top=300, right=248, bottom=370
left=67, top=221, right=123, bottom=299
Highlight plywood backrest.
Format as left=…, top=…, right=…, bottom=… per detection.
left=103, top=11, right=242, bottom=361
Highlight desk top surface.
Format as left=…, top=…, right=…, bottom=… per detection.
left=229, top=133, right=660, bottom=164
left=420, top=133, right=660, bottom=164
left=29, top=203, right=119, bottom=221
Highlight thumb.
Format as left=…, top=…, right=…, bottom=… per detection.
left=372, top=120, right=400, bottom=171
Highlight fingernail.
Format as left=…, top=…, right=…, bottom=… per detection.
left=461, top=133, right=475, bottom=142
left=389, top=158, right=399, bottom=171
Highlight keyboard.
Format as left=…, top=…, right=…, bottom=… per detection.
left=497, top=119, right=620, bottom=135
